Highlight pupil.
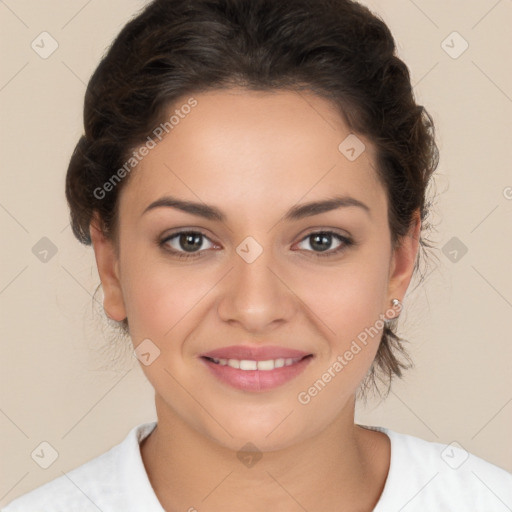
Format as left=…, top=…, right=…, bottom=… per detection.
left=180, top=233, right=202, bottom=252
left=311, top=233, right=331, bottom=252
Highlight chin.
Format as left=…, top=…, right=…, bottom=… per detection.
left=202, top=408, right=313, bottom=453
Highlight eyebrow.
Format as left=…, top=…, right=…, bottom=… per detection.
left=142, top=194, right=370, bottom=222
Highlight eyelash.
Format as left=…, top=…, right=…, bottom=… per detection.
left=158, top=230, right=354, bottom=260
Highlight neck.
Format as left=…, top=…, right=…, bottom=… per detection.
left=140, top=393, right=389, bottom=512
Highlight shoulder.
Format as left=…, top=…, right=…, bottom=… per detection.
left=1, top=446, right=120, bottom=512
left=1, top=422, right=159, bottom=512
left=365, top=425, right=512, bottom=511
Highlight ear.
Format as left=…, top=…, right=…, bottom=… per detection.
left=386, top=210, right=421, bottom=307
left=89, top=212, right=127, bottom=322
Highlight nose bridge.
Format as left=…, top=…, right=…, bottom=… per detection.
left=235, top=243, right=277, bottom=295
left=216, top=236, right=294, bottom=331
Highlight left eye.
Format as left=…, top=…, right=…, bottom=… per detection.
left=295, top=231, right=351, bottom=256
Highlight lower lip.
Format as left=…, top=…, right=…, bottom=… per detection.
left=200, top=356, right=313, bottom=392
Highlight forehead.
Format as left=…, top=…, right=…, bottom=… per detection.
left=120, top=88, right=385, bottom=221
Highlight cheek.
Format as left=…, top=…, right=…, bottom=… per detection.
left=291, top=257, right=390, bottom=419
left=121, top=263, right=211, bottom=342
left=297, top=251, right=391, bottom=345
left=290, top=245, right=391, bottom=402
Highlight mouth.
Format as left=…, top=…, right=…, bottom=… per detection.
left=199, top=347, right=314, bottom=392
left=202, top=355, right=312, bottom=371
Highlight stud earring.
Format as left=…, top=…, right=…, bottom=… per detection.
left=391, top=298, right=402, bottom=309
left=385, top=298, right=402, bottom=322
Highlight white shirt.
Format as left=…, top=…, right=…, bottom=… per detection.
left=2, top=421, right=511, bottom=511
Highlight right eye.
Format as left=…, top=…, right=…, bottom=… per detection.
left=159, top=230, right=217, bottom=259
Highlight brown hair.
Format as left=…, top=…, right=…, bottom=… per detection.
left=65, top=0, right=439, bottom=399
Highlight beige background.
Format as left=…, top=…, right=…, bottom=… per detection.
left=1, top=0, right=511, bottom=505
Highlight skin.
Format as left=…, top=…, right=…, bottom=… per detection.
left=90, top=88, right=420, bottom=512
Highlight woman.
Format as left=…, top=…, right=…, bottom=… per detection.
left=3, top=0, right=511, bottom=510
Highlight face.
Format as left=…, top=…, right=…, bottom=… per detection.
left=91, top=88, right=419, bottom=452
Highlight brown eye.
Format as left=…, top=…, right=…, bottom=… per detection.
left=160, top=230, right=215, bottom=259
left=295, top=231, right=353, bottom=258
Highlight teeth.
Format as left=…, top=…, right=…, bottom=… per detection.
left=257, top=360, right=274, bottom=371
left=209, top=357, right=303, bottom=370
left=240, top=360, right=257, bottom=370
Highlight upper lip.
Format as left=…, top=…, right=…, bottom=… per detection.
left=201, top=345, right=312, bottom=361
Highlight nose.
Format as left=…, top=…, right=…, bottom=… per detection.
left=216, top=242, right=296, bottom=333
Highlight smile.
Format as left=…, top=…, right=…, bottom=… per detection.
left=205, top=357, right=304, bottom=371
left=200, top=354, right=313, bottom=392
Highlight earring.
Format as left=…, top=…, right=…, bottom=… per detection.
left=385, top=298, right=402, bottom=322
left=391, top=298, right=402, bottom=309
